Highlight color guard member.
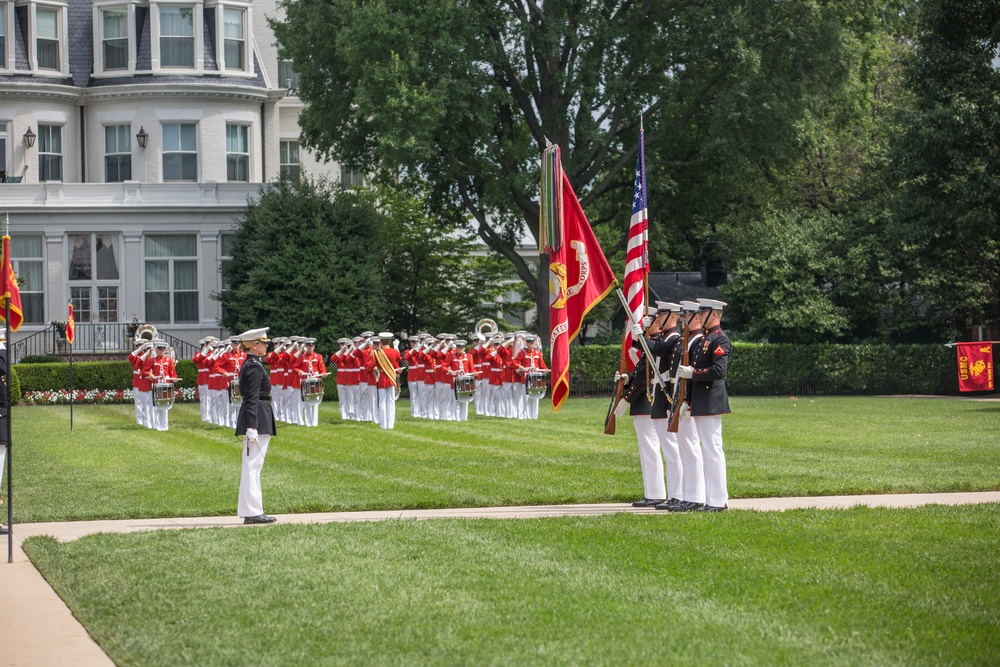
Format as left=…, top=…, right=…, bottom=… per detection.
left=235, top=328, right=278, bottom=525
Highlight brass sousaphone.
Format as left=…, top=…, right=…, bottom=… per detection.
left=475, top=318, right=498, bottom=340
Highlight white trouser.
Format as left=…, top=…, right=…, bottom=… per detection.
left=209, top=389, right=225, bottom=426
left=676, top=412, right=706, bottom=504
left=694, top=415, right=727, bottom=507
left=366, top=384, right=378, bottom=423
left=302, top=399, right=319, bottom=427
left=134, top=387, right=144, bottom=425
left=652, top=419, right=684, bottom=501
left=527, top=396, right=540, bottom=420
left=472, top=379, right=485, bottom=416
left=153, top=405, right=169, bottom=431
left=198, top=386, right=210, bottom=421
left=433, top=383, right=448, bottom=420
left=138, top=390, right=154, bottom=428
left=632, top=415, right=666, bottom=501
left=408, top=381, right=419, bottom=417
left=488, top=383, right=503, bottom=417
left=513, top=382, right=527, bottom=419
left=376, top=387, right=396, bottom=429
left=289, top=389, right=303, bottom=425
left=228, top=400, right=240, bottom=429
left=457, top=397, right=469, bottom=421
left=345, top=385, right=358, bottom=420
left=423, top=383, right=438, bottom=419
left=238, top=433, right=271, bottom=518
left=337, top=384, right=347, bottom=419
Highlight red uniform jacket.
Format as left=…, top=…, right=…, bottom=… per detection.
left=364, top=347, right=401, bottom=390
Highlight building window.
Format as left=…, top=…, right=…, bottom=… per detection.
left=219, top=233, right=234, bottom=320
left=0, top=122, right=8, bottom=181
left=278, top=59, right=299, bottom=90
left=10, top=235, right=44, bottom=324
left=105, top=125, right=132, bottom=182
left=340, top=167, right=362, bottom=189
left=69, top=232, right=122, bottom=324
left=162, top=123, right=197, bottom=181
left=226, top=124, right=249, bottom=182
left=102, top=9, right=128, bottom=70
left=38, top=124, right=62, bottom=182
left=279, top=141, right=300, bottom=180
left=0, top=9, right=6, bottom=69
left=159, top=6, right=194, bottom=68
left=144, top=235, right=198, bottom=324
left=36, top=6, right=60, bottom=70
left=222, top=7, right=245, bottom=71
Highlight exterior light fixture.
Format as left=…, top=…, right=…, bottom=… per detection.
left=136, top=126, right=148, bottom=149
left=23, top=127, right=36, bottom=148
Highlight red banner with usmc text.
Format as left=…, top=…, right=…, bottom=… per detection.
left=956, top=342, right=994, bottom=392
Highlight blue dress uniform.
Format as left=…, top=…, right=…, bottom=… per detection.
left=236, top=328, right=278, bottom=524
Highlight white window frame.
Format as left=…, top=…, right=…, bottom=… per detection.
left=279, top=140, right=301, bottom=180
left=217, top=2, right=253, bottom=76
left=225, top=123, right=250, bottom=182
left=150, top=1, right=204, bottom=73
left=10, top=235, right=45, bottom=325
left=0, top=3, right=13, bottom=73
left=103, top=124, right=132, bottom=182
left=143, top=234, right=200, bottom=325
left=161, top=122, right=198, bottom=182
left=92, top=3, right=135, bottom=76
left=31, top=2, right=69, bottom=76
left=38, top=123, right=63, bottom=182
left=0, top=121, right=10, bottom=181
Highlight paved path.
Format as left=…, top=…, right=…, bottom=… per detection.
left=3, top=492, right=999, bottom=667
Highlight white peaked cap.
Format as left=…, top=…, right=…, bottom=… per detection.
left=378, top=332, right=394, bottom=339
left=237, top=327, right=271, bottom=343
left=656, top=301, right=683, bottom=313
left=646, top=306, right=659, bottom=316
left=697, top=298, right=727, bottom=310
left=680, top=300, right=700, bottom=312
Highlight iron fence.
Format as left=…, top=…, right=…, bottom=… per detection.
left=11, top=324, right=198, bottom=363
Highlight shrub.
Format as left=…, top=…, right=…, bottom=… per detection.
left=19, top=355, right=63, bottom=364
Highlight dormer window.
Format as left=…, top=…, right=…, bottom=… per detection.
left=35, top=6, right=61, bottom=70
left=159, top=6, right=194, bottom=68
left=102, top=9, right=128, bottom=70
left=223, top=8, right=244, bottom=70
left=0, top=7, right=6, bottom=70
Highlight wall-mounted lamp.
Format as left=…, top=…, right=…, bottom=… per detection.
left=23, top=127, right=36, bottom=148
left=136, top=126, right=148, bottom=149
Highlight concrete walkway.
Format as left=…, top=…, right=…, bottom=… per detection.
left=2, top=492, right=999, bottom=667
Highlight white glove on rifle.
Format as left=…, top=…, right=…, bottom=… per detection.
left=631, top=322, right=644, bottom=338
left=675, top=365, right=694, bottom=379
left=614, top=371, right=629, bottom=384
left=613, top=398, right=629, bottom=418
left=679, top=403, right=691, bottom=419
left=246, top=428, right=258, bottom=442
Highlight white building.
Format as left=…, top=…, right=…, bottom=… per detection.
left=0, top=0, right=346, bottom=358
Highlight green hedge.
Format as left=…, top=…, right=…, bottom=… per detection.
left=13, top=344, right=980, bottom=399
left=568, top=342, right=969, bottom=396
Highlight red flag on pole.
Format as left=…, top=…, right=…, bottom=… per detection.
left=956, top=342, right=994, bottom=392
left=546, top=162, right=617, bottom=413
left=0, top=235, right=23, bottom=332
left=66, top=302, right=75, bottom=345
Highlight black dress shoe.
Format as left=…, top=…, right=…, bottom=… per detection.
left=243, top=514, right=277, bottom=524
left=669, top=501, right=704, bottom=512
left=654, top=498, right=681, bottom=511
left=0, top=524, right=8, bottom=535
left=631, top=498, right=666, bottom=508
left=695, top=504, right=728, bottom=512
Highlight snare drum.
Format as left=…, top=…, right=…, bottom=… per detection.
left=525, top=371, right=548, bottom=399
left=228, top=379, right=242, bottom=405
left=152, top=382, right=176, bottom=409
left=300, top=377, right=324, bottom=403
left=454, top=374, right=477, bottom=403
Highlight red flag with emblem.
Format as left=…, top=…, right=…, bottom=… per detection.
left=0, top=235, right=23, bottom=332
left=546, top=165, right=617, bottom=413
left=66, top=302, right=75, bottom=345
left=956, top=342, right=993, bottom=392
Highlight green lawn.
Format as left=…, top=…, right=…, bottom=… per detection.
left=9, top=397, right=1000, bottom=522
left=24, top=505, right=1000, bottom=666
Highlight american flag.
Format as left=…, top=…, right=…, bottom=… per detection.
left=622, top=130, right=649, bottom=370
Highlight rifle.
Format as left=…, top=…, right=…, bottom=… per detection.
left=604, top=331, right=630, bottom=435
left=667, top=320, right=690, bottom=433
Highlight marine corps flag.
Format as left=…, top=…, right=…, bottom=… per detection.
left=540, top=145, right=617, bottom=413
left=0, top=235, right=23, bottom=332
left=956, top=342, right=994, bottom=392
left=66, top=302, right=75, bottom=345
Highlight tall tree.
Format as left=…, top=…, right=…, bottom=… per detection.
left=888, top=0, right=1000, bottom=338
left=272, top=0, right=871, bottom=338
left=217, top=178, right=384, bottom=351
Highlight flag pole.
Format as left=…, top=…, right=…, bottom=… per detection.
left=5, top=213, right=12, bottom=563
left=69, top=321, right=74, bottom=431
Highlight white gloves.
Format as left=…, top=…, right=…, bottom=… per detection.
left=675, top=365, right=694, bottom=379
left=631, top=322, right=644, bottom=338
left=477, top=333, right=486, bottom=343
left=246, top=428, right=258, bottom=442
left=679, top=403, right=691, bottom=419
left=613, top=398, right=629, bottom=418
left=614, top=371, right=629, bottom=384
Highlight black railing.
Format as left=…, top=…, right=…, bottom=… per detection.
left=11, top=323, right=199, bottom=362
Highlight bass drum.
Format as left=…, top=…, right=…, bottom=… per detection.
left=300, top=377, right=324, bottom=403
left=152, top=382, right=176, bottom=410
left=454, top=374, right=477, bottom=403
left=228, top=379, right=242, bottom=405
left=525, top=371, right=549, bottom=399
